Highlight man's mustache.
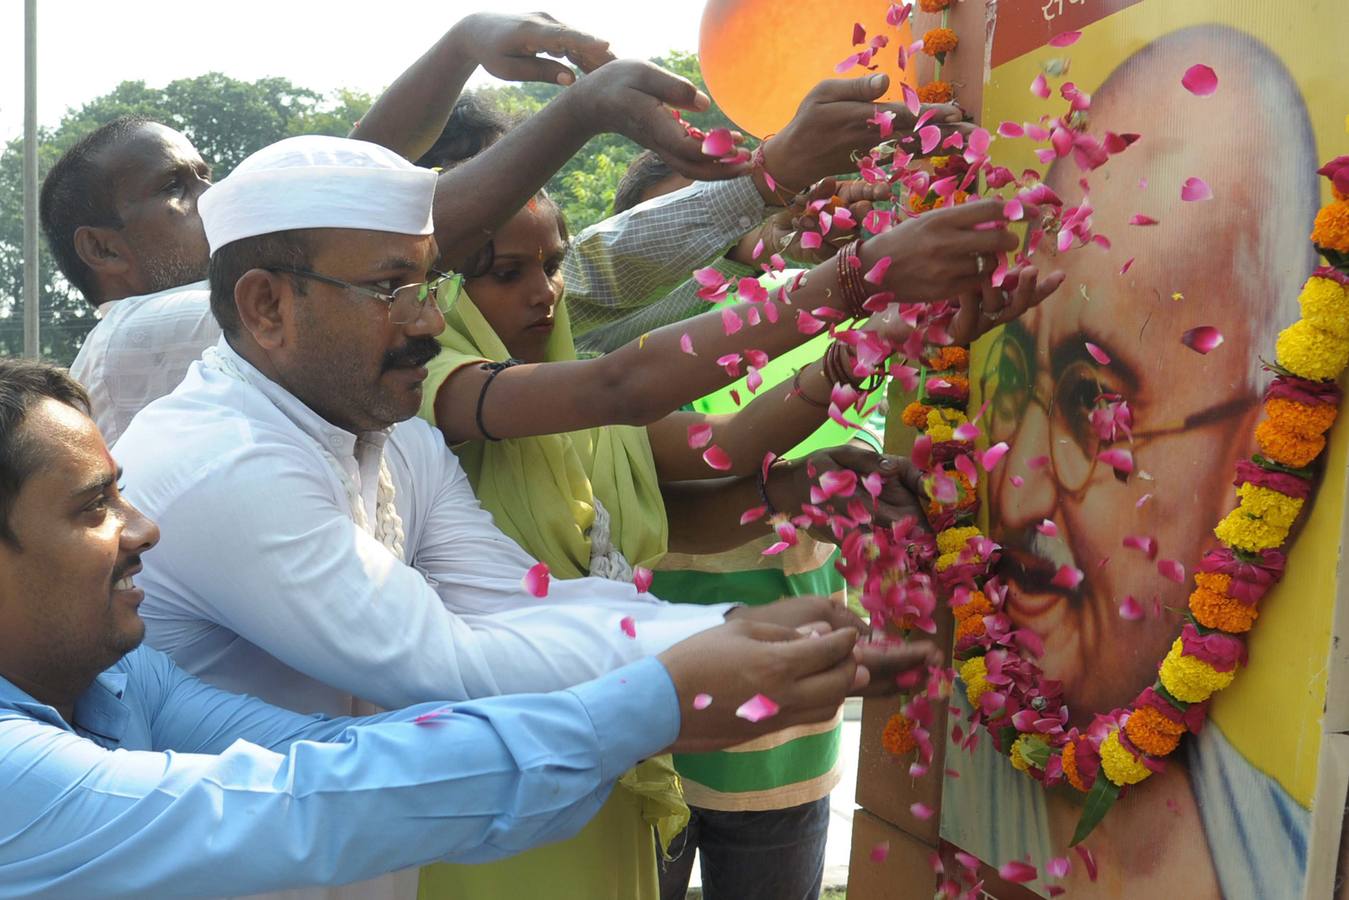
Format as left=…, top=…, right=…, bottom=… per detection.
left=381, top=337, right=441, bottom=372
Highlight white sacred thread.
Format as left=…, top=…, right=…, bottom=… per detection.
left=202, top=346, right=406, bottom=561
left=587, top=496, right=634, bottom=582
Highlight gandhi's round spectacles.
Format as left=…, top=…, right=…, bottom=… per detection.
left=265, top=267, right=452, bottom=325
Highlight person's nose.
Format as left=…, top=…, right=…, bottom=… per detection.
left=991, top=399, right=1060, bottom=531
left=526, top=270, right=560, bottom=310
left=404, top=296, right=446, bottom=338
left=119, top=499, right=160, bottom=555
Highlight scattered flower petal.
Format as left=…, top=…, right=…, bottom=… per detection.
left=701, top=128, right=735, bottom=158
left=1047, top=857, right=1071, bottom=879
left=523, top=562, right=550, bottom=598
left=620, top=615, right=637, bottom=638
left=1158, top=559, right=1186, bottom=583
left=870, top=841, right=891, bottom=863
left=693, top=692, right=713, bottom=710
left=1128, top=214, right=1159, bottom=226
left=1182, top=64, right=1219, bottom=97
left=1052, top=565, right=1084, bottom=589
left=679, top=333, right=696, bottom=355
left=981, top=442, right=1010, bottom=471
left=1136, top=493, right=1153, bottom=508
left=703, top=445, right=733, bottom=471
left=1120, top=257, right=1136, bottom=275
left=1075, top=845, right=1099, bottom=881
left=687, top=423, right=713, bottom=449
left=1123, top=534, right=1158, bottom=558
left=1181, top=326, right=1224, bottom=354
left=1031, top=73, right=1051, bottom=99
left=920, top=124, right=943, bottom=155
left=1181, top=176, right=1213, bottom=202
left=1049, top=30, right=1082, bottom=47
left=999, top=860, right=1038, bottom=884
left=735, top=693, right=780, bottom=722
left=1085, top=342, right=1111, bottom=365
left=910, top=802, right=934, bottom=821
left=1098, top=447, right=1134, bottom=474
left=1036, top=519, right=1059, bottom=537
left=412, top=707, right=452, bottom=726
left=1118, top=595, right=1144, bottom=620
left=633, top=567, right=653, bottom=593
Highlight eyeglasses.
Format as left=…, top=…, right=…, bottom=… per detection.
left=265, top=267, right=454, bottom=325
left=978, top=325, right=1260, bottom=498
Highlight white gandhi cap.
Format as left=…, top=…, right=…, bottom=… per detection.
left=198, top=135, right=437, bottom=255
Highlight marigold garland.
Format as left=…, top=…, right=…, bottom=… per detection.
left=1099, top=731, right=1151, bottom=785
left=918, top=0, right=951, bottom=12
left=1312, top=200, right=1349, bottom=253
left=917, top=81, right=953, bottom=104
left=922, top=27, right=959, bottom=57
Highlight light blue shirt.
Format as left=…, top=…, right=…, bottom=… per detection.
left=0, top=645, right=679, bottom=899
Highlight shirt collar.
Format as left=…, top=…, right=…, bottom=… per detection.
left=0, top=667, right=131, bottom=745
left=95, top=279, right=211, bottom=320
left=210, top=337, right=391, bottom=463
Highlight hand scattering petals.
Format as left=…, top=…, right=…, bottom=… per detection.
left=1181, top=326, right=1223, bottom=354
left=735, top=693, right=780, bottom=723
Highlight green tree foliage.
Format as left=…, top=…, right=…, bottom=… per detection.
left=2, top=52, right=729, bottom=364
left=0, top=74, right=372, bottom=363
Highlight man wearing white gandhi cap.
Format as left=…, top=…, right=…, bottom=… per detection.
left=109, top=135, right=929, bottom=898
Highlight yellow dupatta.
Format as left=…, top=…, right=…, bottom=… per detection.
left=415, top=282, right=686, bottom=900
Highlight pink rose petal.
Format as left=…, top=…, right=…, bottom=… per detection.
left=693, top=692, right=713, bottom=710
left=954, top=851, right=981, bottom=872
left=1136, top=493, right=1153, bottom=508
left=870, top=841, right=891, bottom=863
left=703, top=445, right=733, bottom=471
left=999, top=860, right=1038, bottom=884
left=981, top=442, right=1010, bottom=471
left=523, top=561, right=550, bottom=598
left=620, top=615, right=637, bottom=638
left=1123, top=534, right=1158, bottom=559
left=865, top=255, right=893, bottom=285
left=902, top=82, right=921, bottom=117
left=1098, top=447, right=1134, bottom=473
left=1047, top=856, right=1071, bottom=879
left=799, top=230, right=823, bottom=251
left=1052, top=565, right=1084, bottom=589
left=919, top=124, right=942, bottom=155
left=1181, top=176, right=1213, bottom=202
left=1049, top=30, right=1082, bottom=47
left=1181, top=326, right=1223, bottom=354
left=1036, top=519, right=1059, bottom=538
left=998, top=121, right=1025, bottom=138
left=1085, top=342, right=1111, bottom=365
left=910, top=802, right=934, bottom=821
left=1129, top=214, right=1159, bottom=226
left=1010, top=475, right=1025, bottom=487
left=1158, top=559, right=1185, bottom=584
left=1118, top=595, right=1144, bottom=620
left=633, top=567, right=653, bottom=594
left=1182, top=64, right=1219, bottom=97
left=721, top=308, right=743, bottom=335
left=1075, top=845, right=1099, bottom=881
left=735, top=693, right=780, bottom=722
left=1031, top=73, right=1051, bottom=99
left=953, top=422, right=980, bottom=442
left=701, top=128, right=735, bottom=158
left=679, top=333, right=696, bottom=355
left=1120, top=257, right=1136, bottom=275
left=412, top=707, right=453, bottom=726
left=1027, top=455, right=1050, bottom=470
left=739, top=505, right=767, bottom=525
left=687, top=423, right=713, bottom=449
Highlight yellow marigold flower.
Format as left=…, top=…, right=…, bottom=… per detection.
left=960, top=656, right=990, bottom=705
left=1311, top=200, right=1349, bottom=253
left=1061, top=740, right=1090, bottom=792
left=1214, top=483, right=1304, bottom=553
left=927, top=155, right=951, bottom=170
left=922, top=27, right=959, bottom=56
left=1265, top=397, right=1338, bottom=438
left=902, top=402, right=932, bottom=429
left=1159, top=638, right=1235, bottom=702
left=882, top=712, right=918, bottom=757
left=927, top=423, right=955, bottom=442
left=1298, top=276, right=1349, bottom=338
left=924, top=407, right=966, bottom=443
left=1190, top=584, right=1258, bottom=633
left=1276, top=319, right=1349, bottom=381
left=937, top=526, right=982, bottom=555
left=918, top=81, right=953, bottom=104
left=1125, top=707, right=1184, bottom=757
left=1256, top=418, right=1325, bottom=468
left=1009, top=733, right=1048, bottom=774
left=1100, top=730, right=1153, bottom=786
left=934, top=550, right=962, bottom=572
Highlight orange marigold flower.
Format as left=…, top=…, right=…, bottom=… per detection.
left=919, top=0, right=951, bottom=10
left=1265, top=397, right=1339, bottom=438
left=918, top=81, right=953, bottom=104
left=936, top=189, right=971, bottom=208
left=953, top=590, right=993, bottom=621
left=1125, top=707, right=1184, bottom=757
left=1190, top=584, right=1259, bottom=633
left=926, top=471, right=977, bottom=517
left=1194, top=571, right=1233, bottom=595
left=1255, top=418, right=1325, bottom=468
left=882, top=712, right=918, bottom=757
left=1061, top=741, right=1090, bottom=792
left=922, top=27, right=959, bottom=56
left=955, top=615, right=986, bottom=641
left=909, top=191, right=938, bottom=213
left=1312, top=200, right=1349, bottom=253
left=902, top=401, right=933, bottom=428
left=926, top=347, right=970, bottom=372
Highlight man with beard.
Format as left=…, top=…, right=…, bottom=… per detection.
left=42, top=12, right=721, bottom=444
left=940, top=25, right=1318, bottom=900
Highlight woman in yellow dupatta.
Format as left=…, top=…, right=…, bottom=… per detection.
left=414, top=193, right=1063, bottom=898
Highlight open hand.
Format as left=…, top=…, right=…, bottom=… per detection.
left=947, top=265, right=1065, bottom=344
left=454, top=12, right=615, bottom=85
left=861, top=198, right=1021, bottom=302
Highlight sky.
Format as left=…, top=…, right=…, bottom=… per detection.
left=0, top=1, right=704, bottom=144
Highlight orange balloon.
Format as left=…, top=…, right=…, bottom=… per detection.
left=699, top=0, right=918, bottom=139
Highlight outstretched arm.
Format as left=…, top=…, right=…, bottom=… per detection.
left=350, top=13, right=614, bottom=162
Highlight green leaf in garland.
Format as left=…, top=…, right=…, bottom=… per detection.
left=1070, top=771, right=1122, bottom=846
left=1251, top=454, right=1315, bottom=479
left=1154, top=680, right=1191, bottom=712
left=1019, top=734, right=1051, bottom=769
left=997, top=725, right=1018, bottom=755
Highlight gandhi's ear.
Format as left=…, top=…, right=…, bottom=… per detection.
left=233, top=269, right=288, bottom=350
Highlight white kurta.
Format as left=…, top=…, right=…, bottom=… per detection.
left=69, top=281, right=219, bottom=446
